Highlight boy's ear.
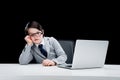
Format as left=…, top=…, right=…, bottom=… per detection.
left=41, top=29, right=44, bottom=34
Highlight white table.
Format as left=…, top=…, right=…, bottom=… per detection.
left=0, top=64, right=120, bottom=80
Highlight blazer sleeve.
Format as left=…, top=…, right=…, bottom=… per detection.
left=49, top=37, right=67, bottom=64
left=19, top=44, right=33, bottom=65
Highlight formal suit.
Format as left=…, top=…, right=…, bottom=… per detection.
left=19, top=37, right=67, bottom=65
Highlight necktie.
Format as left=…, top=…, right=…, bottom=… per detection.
left=38, top=44, right=47, bottom=57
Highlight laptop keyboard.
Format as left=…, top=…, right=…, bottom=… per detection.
left=57, top=64, right=72, bottom=68
left=65, top=64, right=72, bottom=67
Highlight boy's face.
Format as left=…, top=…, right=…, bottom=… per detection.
left=28, top=28, right=43, bottom=44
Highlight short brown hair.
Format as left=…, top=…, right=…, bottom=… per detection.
left=25, top=21, right=43, bottom=35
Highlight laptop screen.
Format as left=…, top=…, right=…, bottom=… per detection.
left=71, top=39, right=109, bottom=69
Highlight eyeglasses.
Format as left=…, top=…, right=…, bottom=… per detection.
left=29, top=32, right=43, bottom=37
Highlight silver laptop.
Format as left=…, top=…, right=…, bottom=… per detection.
left=57, top=39, right=109, bottom=69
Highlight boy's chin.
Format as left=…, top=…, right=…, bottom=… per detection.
left=34, top=41, right=40, bottom=44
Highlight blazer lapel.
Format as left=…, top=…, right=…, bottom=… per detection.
left=32, top=44, right=46, bottom=59
left=44, top=38, right=50, bottom=58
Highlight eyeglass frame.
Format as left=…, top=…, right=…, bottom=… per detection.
left=29, top=31, right=43, bottom=37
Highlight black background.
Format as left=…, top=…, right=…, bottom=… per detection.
left=0, top=3, right=119, bottom=64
